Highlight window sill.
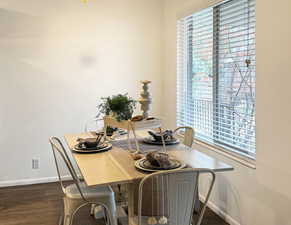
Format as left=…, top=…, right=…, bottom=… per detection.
left=193, top=140, right=256, bottom=169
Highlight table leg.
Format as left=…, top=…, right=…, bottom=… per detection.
left=127, top=183, right=136, bottom=225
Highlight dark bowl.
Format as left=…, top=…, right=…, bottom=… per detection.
left=79, top=138, right=101, bottom=148
left=148, top=130, right=173, bottom=142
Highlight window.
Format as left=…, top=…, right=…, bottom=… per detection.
left=177, top=0, right=256, bottom=158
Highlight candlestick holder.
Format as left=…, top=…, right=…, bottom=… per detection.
left=139, top=80, right=152, bottom=119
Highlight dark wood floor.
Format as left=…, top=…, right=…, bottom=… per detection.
left=0, top=182, right=229, bottom=225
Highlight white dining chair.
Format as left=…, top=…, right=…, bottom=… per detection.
left=49, top=137, right=118, bottom=225
left=174, top=126, right=195, bottom=147
left=174, top=127, right=202, bottom=213
left=137, top=168, right=215, bottom=225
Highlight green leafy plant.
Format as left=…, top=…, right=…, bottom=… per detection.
left=98, top=93, right=136, bottom=121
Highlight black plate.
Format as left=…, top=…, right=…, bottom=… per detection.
left=135, top=158, right=186, bottom=172
left=72, top=143, right=112, bottom=153
left=142, top=137, right=180, bottom=145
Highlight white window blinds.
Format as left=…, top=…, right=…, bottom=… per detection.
left=177, top=0, right=256, bottom=158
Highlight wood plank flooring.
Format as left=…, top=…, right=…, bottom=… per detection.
left=0, top=182, right=229, bottom=225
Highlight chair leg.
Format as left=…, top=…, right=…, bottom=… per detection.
left=58, top=214, right=64, bottom=225
left=93, top=205, right=105, bottom=220
left=95, top=194, right=118, bottom=225
left=104, top=209, right=109, bottom=225
left=105, top=203, right=118, bottom=225
left=90, top=204, right=96, bottom=216
left=63, top=198, right=82, bottom=225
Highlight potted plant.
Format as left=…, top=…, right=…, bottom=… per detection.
left=98, top=93, right=136, bottom=122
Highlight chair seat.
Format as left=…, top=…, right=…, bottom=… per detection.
left=65, top=182, right=114, bottom=199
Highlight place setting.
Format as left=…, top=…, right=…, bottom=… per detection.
left=129, top=128, right=187, bottom=173
left=134, top=151, right=186, bottom=172
left=142, top=129, right=180, bottom=146
left=72, top=132, right=112, bottom=153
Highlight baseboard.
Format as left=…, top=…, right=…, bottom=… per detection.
left=0, top=175, right=71, bottom=188
left=200, top=195, right=241, bottom=225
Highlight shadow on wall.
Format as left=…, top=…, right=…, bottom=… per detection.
left=0, top=7, right=117, bottom=137
left=0, top=8, right=97, bottom=68
left=0, top=8, right=80, bottom=142
left=252, top=180, right=291, bottom=225
left=0, top=8, right=47, bottom=38
left=216, top=174, right=244, bottom=225
left=0, top=8, right=48, bottom=131
left=200, top=169, right=291, bottom=225
left=0, top=8, right=48, bottom=67
left=199, top=173, right=243, bottom=224
left=0, top=8, right=66, bottom=181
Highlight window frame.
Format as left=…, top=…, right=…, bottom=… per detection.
left=177, top=0, right=256, bottom=160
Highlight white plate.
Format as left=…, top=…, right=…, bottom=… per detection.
left=135, top=158, right=186, bottom=172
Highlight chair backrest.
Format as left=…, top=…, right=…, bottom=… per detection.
left=49, top=137, right=86, bottom=201
left=174, top=126, right=195, bottom=147
left=138, top=168, right=215, bottom=225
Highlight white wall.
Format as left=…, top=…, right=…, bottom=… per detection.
left=0, top=0, right=163, bottom=185
left=2, top=1, right=291, bottom=224
left=162, top=0, right=291, bottom=225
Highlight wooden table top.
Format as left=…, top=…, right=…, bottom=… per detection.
left=64, top=133, right=234, bottom=187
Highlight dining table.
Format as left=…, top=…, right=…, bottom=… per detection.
left=64, top=132, right=234, bottom=225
